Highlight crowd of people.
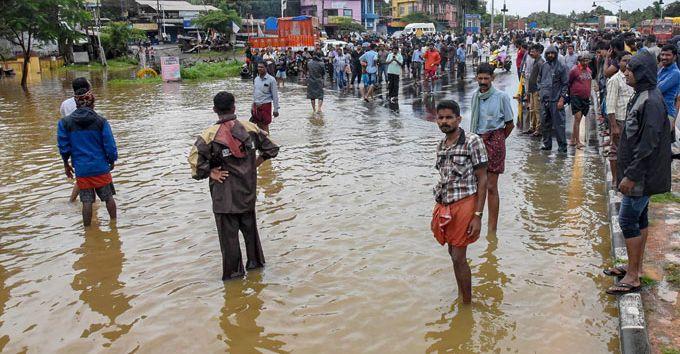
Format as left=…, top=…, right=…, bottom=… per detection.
left=55, top=25, right=679, bottom=303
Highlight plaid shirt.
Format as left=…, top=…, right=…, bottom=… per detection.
left=434, top=129, right=488, bottom=205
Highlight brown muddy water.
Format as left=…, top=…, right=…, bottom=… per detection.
left=0, top=68, right=619, bottom=353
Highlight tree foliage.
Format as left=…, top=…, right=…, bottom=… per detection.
left=0, top=0, right=89, bottom=88
left=193, top=9, right=241, bottom=35
left=334, top=17, right=365, bottom=34
left=667, top=1, right=680, bottom=17
left=401, top=12, right=436, bottom=24
left=101, top=22, right=146, bottom=58
left=526, top=11, right=571, bottom=30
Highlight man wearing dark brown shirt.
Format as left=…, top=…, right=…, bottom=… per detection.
left=189, top=92, right=280, bottom=280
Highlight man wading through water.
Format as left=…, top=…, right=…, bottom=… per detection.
left=189, top=92, right=280, bottom=280
left=470, top=63, right=514, bottom=233
left=252, top=62, right=280, bottom=134
left=57, top=86, right=118, bottom=227
left=432, top=100, right=488, bottom=304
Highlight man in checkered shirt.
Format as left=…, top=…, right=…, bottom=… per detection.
left=431, top=100, right=488, bottom=304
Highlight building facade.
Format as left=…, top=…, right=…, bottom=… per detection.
left=390, top=0, right=458, bottom=29
left=300, top=0, right=363, bottom=25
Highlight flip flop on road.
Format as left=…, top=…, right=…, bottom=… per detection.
left=606, top=282, right=641, bottom=295
left=603, top=265, right=627, bottom=277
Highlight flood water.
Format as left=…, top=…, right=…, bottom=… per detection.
left=0, top=66, right=619, bottom=353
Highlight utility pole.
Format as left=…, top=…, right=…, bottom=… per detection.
left=490, top=0, right=495, bottom=34
left=501, top=1, right=508, bottom=30
left=156, top=0, right=161, bottom=42
left=548, top=0, right=551, bottom=14
left=95, top=0, right=107, bottom=66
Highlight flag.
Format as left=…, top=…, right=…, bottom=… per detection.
left=257, top=23, right=264, bottom=37
left=282, top=0, right=287, bottom=12
left=232, top=21, right=240, bottom=34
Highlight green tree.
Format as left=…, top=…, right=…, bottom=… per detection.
left=526, top=11, right=571, bottom=30
left=666, top=1, right=680, bottom=17
left=591, top=5, right=613, bottom=16
left=193, top=9, right=242, bottom=35
left=101, top=22, right=146, bottom=58
left=334, top=17, right=365, bottom=34
left=0, top=0, right=89, bottom=89
left=401, top=12, right=436, bottom=24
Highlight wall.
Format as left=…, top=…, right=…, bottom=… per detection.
left=301, top=0, right=362, bottom=23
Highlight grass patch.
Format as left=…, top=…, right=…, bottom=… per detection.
left=640, top=275, right=657, bottom=287
left=664, top=263, right=680, bottom=287
left=59, top=57, right=138, bottom=71
left=108, top=76, right=162, bottom=85
left=662, top=347, right=680, bottom=354
left=650, top=192, right=680, bottom=204
left=180, top=60, right=242, bottom=80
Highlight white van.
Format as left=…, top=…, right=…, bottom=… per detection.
left=403, top=23, right=436, bottom=35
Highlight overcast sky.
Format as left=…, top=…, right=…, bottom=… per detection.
left=486, top=0, right=663, bottom=17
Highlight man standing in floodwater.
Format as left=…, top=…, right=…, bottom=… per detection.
left=431, top=100, right=488, bottom=304
left=252, top=62, right=280, bottom=134
left=189, top=92, right=279, bottom=280
left=469, top=63, right=514, bottom=233
left=57, top=87, right=118, bottom=227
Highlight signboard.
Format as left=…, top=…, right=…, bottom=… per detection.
left=464, top=13, right=481, bottom=34
left=529, top=21, right=538, bottom=29
left=133, top=23, right=158, bottom=31
left=73, top=51, right=89, bottom=64
left=160, top=56, right=181, bottom=82
left=183, top=18, right=197, bottom=29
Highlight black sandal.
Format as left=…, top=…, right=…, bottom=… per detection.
left=606, top=282, right=640, bottom=295
left=603, top=265, right=627, bottom=277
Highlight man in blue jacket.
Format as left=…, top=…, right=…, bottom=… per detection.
left=57, top=86, right=118, bottom=227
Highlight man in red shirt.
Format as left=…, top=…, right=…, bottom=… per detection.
left=423, top=45, right=441, bottom=82
left=515, top=41, right=527, bottom=79
left=567, top=53, right=593, bottom=149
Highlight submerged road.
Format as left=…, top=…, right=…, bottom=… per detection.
left=0, top=65, right=619, bottom=352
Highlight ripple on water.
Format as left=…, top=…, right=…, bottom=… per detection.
left=0, top=72, right=618, bottom=352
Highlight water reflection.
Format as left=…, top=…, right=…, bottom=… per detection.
left=219, top=271, right=287, bottom=353
left=71, top=221, right=135, bottom=344
left=424, top=233, right=512, bottom=352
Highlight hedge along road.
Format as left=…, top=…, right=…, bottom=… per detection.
left=0, top=66, right=619, bottom=352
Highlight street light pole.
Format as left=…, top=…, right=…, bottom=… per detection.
left=659, top=0, right=664, bottom=19
left=490, top=0, right=495, bottom=35
left=501, top=1, right=508, bottom=31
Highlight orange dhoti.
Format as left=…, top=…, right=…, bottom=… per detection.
left=431, top=195, right=478, bottom=247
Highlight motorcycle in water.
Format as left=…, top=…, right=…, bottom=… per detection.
left=240, top=64, right=252, bottom=79
left=489, top=49, right=512, bottom=72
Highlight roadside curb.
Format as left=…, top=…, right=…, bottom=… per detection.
left=599, top=137, right=652, bottom=354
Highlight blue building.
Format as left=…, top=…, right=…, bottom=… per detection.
left=361, top=0, right=378, bottom=30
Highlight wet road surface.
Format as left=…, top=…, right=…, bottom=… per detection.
left=0, top=65, right=619, bottom=352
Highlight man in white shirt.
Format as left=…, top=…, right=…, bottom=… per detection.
left=605, top=53, right=634, bottom=186
left=60, top=77, right=92, bottom=202
left=466, top=34, right=473, bottom=54
left=60, top=77, right=90, bottom=117
left=252, top=62, right=280, bottom=133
